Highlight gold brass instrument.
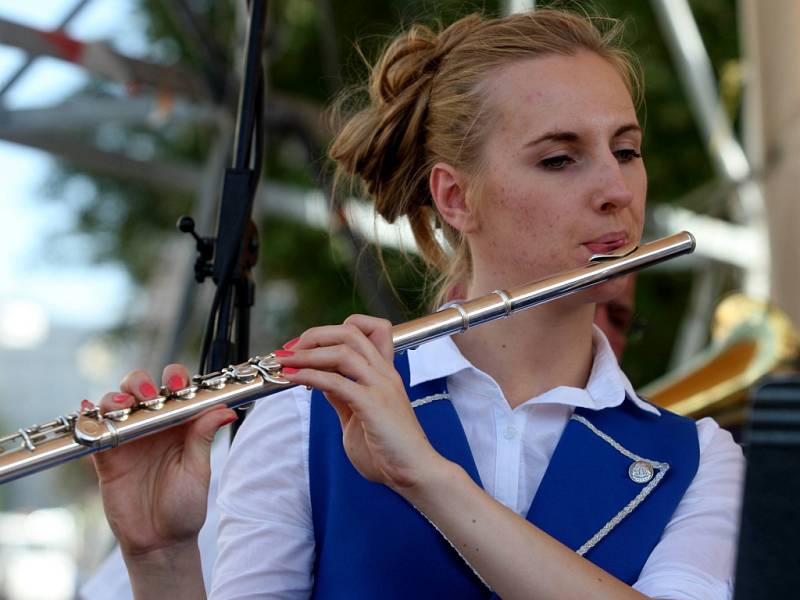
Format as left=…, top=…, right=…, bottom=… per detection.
left=642, top=293, right=799, bottom=427
left=0, top=232, right=695, bottom=485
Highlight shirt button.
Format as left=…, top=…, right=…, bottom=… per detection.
left=503, top=425, right=518, bottom=440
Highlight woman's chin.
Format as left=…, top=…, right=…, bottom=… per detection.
left=578, top=277, right=629, bottom=305
left=547, top=279, right=626, bottom=313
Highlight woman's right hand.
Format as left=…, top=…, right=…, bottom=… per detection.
left=90, top=364, right=236, bottom=559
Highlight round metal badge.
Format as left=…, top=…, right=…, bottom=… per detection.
left=628, top=460, right=655, bottom=484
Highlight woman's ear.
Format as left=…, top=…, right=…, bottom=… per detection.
left=429, top=162, right=479, bottom=233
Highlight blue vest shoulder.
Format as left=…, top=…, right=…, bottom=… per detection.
left=309, top=354, right=699, bottom=598
left=528, top=397, right=699, bottom=584
left=309, top=353, right=488, bottom=599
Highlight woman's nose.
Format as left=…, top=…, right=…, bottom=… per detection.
left=590, top=157, right=635, bottom=213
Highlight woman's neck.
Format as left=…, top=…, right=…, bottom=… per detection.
left=451, top=298, right=596, bottom=409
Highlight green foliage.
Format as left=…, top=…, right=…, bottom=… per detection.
left=624, top=269, right=693, bottom=385
left=250, top=216, right=429, bottom=350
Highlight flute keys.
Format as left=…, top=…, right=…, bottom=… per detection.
left=139, top=396, right=166, bottom=411
left=252, top=355, right=290, bottom=385
left=193, top=372, right=228, bottom=390
left=226, top=364, right=259, bottom=384
left=173, top=385, right=198, bottom=400
left=104, top=407, right=132, bottom=422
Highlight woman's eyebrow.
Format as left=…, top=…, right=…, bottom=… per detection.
left=614, top=123, right=642, bottom=138
left=524, top=130, right=579, bottom=148
left=524, top=123, right=641, bottom=149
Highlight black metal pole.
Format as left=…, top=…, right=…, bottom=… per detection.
left=186, top=0, right=268, bottom=441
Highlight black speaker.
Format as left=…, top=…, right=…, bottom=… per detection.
left=734, top=374, right=800, bottom=599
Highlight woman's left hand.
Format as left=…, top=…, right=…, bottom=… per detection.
left=275, top=314, right=447, bottom=492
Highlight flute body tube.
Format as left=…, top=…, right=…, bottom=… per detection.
left=0, top=232, right=695, bottom=484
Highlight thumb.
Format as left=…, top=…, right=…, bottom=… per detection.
left=185, top=407, right=237, bottom=472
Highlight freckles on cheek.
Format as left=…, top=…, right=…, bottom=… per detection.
left=542, top=249, right=561, bottom=266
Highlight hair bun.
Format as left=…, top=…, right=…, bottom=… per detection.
left=371, top=25, right=437, bottom=104
left=373, top=15, right=482, bottom=104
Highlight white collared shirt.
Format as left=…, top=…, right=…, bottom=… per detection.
left=203, top=325, right=744, bottom=599
left=410, top=325, right=660, bottom=516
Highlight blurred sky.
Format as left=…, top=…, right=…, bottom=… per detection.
left=0, top=0, right=150, bottom=346
left=0, top=1, right=154, bottom=507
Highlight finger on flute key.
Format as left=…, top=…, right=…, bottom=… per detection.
left=286, top=323, right=382, bottom=363
left=120, top=369, right=160, bottom=402
left=98, top=391, right=135, bottom=415
left=162, top=363, right=191, bottom=392
left=275, top=345, right=375, bottom=383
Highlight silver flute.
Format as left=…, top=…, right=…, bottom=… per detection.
left=0, top=231, right=695, bottom=484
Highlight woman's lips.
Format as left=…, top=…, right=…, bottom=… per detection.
left=583, top=233, right=627, bottom=254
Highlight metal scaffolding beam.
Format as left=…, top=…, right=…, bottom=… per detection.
left=0, top=0, right=93, bottom=102
left=0, top=17, right=212, bottom=103
left=0, top=96, right=219, bottom=134
left=741, top=0, right=800, bottom=331
left=0, top=129, right=202, bottom=191
left=651, top=0, right=769, bottom=299
left=650, top=0, right=772, bottom=368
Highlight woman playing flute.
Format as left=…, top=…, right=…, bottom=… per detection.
left=89, top=9, right=743, bottom=599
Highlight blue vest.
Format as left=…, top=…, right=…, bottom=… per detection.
left=309, top=353, right=699, bottom=598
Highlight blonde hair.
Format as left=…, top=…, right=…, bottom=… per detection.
left=329, top=9, right=641, bottom=308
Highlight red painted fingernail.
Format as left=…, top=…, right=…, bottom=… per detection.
left=274, top=349, right=294, bottom=358
left=81, top=399, right=94, bottom=410
left=221, top=414, right=238, bottom=426
left=139, top=382, right=157, bottom=398
left=167, top=375, right=184, bottom=391
left=283, top=337, right=300, bottom=349
left=113, top=393, right=129, bottom=404
left=283, top=367, right=299, bottom=375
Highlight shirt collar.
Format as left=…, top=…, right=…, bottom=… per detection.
left=407, top=324, right=659, bottom=415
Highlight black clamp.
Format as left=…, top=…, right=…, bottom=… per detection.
left=177, top=215, right=215, bottom=283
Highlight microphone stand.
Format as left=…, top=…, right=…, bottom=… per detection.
left=180, top=0, right=268, bottom=439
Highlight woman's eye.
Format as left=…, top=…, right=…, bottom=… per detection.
left=539, top=155, right=574, bottom=170
left=614, top=148, right=642, bottom=163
